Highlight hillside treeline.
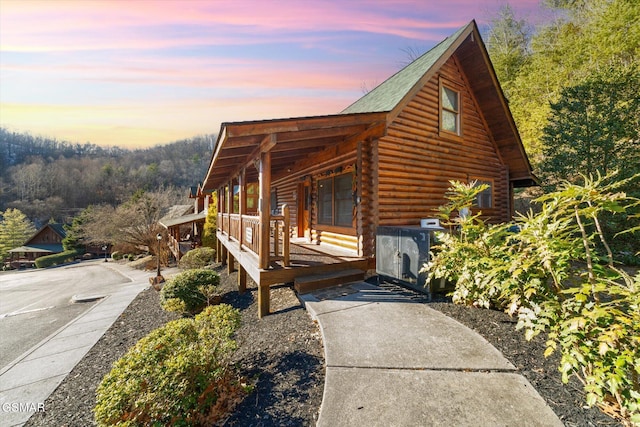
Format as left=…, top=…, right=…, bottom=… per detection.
left=0, top=128, right=215, bottom=226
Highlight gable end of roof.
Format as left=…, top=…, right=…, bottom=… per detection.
left=340, top=21, right=472, bottom=115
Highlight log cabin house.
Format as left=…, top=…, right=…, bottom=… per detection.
left=160, top=185, right=210, bottom=261
left=202, top=20, right=536, bottom=317
left=7, top=223, right=66, bottom=269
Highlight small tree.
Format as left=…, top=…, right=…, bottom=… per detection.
left=202, top=192, right=218, bottom=248
left=0, top=208, right=36, bottom=262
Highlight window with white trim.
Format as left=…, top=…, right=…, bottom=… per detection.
left=441, top=85, right=460, bottom=135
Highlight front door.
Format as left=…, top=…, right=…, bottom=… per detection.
left=297, top=181, right=311, bottom=238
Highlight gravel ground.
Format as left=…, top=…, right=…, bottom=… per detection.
left=26, top=266, right=621, bottom=426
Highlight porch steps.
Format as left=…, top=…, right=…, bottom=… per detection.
left=294, top=269, right=365, bottom=294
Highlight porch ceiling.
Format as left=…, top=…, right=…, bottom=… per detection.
left=203, top=112, right=386, bottom=190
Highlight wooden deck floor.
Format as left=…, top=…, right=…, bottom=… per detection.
left=217, top=232, right=369, bottom=287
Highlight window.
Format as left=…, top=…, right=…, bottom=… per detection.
left=441, top=84, right=460, bottom=135
left=246, top=182, right=258, bottom=212
left=317, top=172, right=354, bottom=227
left=473, top=180, right=493, bottom=209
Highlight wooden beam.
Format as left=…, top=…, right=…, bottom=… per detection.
left=258, top=150, right=271, bottom=270
left=238, top=168, right=246, bottom=249
left=238, top=265, right=247, bottom=294
left=258, top=284, right=270, bottom=318
left=227, top=250, right=236, bottom=274
left=282, top=204, right=290, bottom=267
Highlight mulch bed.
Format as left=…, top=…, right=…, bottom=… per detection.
left=26, top=265, right=621, bottom=426
left=26, top=265, right=324, bottom=427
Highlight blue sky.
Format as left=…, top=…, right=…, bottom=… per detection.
left=0, top=0, right=543, bottom=148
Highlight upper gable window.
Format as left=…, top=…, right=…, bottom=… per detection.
left=441, top=85, right=460, bottom=135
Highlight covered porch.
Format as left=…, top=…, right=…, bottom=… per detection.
left=206, top=113, right=385, bottom=317
left=216, top=212, right=369, bottom=317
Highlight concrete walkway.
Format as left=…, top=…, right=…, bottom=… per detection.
left=0, top=262, right=173, bottom=427
left=299, top=281, right=563, bottom=427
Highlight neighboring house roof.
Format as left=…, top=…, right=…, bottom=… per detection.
left=159, top=211, right=207, bottom=228
left=161, top=205, right=193, bottom=223
left=19, top=223, right=66, bottom=246
left=9, top=244, right=63, bottom=254
left=47, top=223, right=67, bottom=238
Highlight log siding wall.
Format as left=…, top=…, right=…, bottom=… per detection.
left=376, top=55, right=510, bottom=226
left=267, top=55, right=512, bottom=257
left=272, top=144, right=360, bottom=253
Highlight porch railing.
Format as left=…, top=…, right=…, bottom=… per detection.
left=217, top=204, right=290, bottom=267
left=167, top=234, right=181, bottom=259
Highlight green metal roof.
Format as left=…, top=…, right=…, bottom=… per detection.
left=341, top=23, right=469, bottom=115
left=9, top=244, right=63, bottom=253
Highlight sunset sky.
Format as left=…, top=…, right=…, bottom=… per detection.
left=0, top=0, right=544, bottom=148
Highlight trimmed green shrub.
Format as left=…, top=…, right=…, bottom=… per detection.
left=94, top=304, right=243, bottom=426
left=35, top=249, right=83, bottom=268
left=160, top=269, right=221, bottom=315
left=180, top=247, right=216, bottom=269
left=110, top=251, right=123, bottom=260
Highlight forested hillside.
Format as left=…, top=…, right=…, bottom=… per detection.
left=484, top=0, right=639, bottom=190
left=0, top=128, right=215, bottom=226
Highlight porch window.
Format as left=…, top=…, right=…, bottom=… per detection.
left=246, top=183, right=258, bottom=213
left=318, top=172, right=353, bottom=227
left=440, top=84, right=460, bottom=135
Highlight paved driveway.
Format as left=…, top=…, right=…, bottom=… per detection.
left=0, top=261, right=131, bottom=369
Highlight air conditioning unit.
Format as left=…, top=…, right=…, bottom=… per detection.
left=376, top=225, right=443, bottom=299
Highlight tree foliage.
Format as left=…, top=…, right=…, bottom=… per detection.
left=0, top=208, right=36, bottom=262
left=0, top=128, right=214, bottom=225
left=77, top=188, right=182, bottom=255
left=425, top=177, right=640, bottom=423
left=485, top=4, right=531, bottom=98
left=540, top=64, right=640, bottom=193
left=202, top=192, right=218, bottom=249
left=487, top=0, right=639, bottom=166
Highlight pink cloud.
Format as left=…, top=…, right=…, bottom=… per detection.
left=0, top=0, right=492, bottom=52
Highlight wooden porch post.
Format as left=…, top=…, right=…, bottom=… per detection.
left=239, top=168, right=246, bottom=248
left=258, top=150, right=271, bottom=269
left=282, top=204, right=290, bottom=267
left=219, top=187, right=228, bottom=266
left=238, top=266, right=247, bottom=294
left=227, top=180, right=233, bottom=216
left=226, top=180, right=235, bottom=273
left=258, top=148, right=272, bottom=318
left=227, top=251, right=235, bottom=274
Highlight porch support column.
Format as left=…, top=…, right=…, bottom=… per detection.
left=218, top=187, right=228, bottom=266
left=238, top=168, right=246, bottom=249
left=258, top=150, right=271, bottom=269
left=227, top=251, right=235, bottom=274
left=258, top=284, right=269, bottom=319
left=238, top=265, right=247, bottom=294
left=227, top=180, right=233, bottom=216
left=258, top=146, right=272, bottom=319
